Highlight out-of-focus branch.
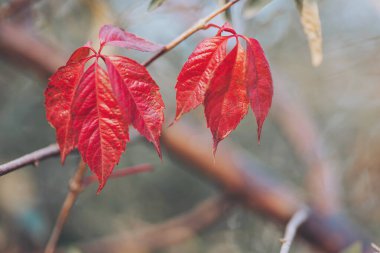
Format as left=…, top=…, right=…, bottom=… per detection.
left=44, top=159, right=87, bottom=253
left=0, top=143, right=60, bottom=176
left=0, top=134, right=141, bottom=177
left=163, top=124, right=299, bottom=223
left=0, top=22, right=64, bottom=74
left=0, top=0, right=32, bottom=20
left=45, top=163, right=153, bottom=253
left=279, top=207, right=309, bottom=253
left=73, top=195, right=232, bottom=253
left=162, top=123, right=372, bottom=253
left=272, top=84, right=341, bottom=214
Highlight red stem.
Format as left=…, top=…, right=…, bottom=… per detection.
left=82, top=164, right=154, bottom=188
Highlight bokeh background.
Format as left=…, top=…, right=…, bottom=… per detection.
left=0, top=0, right=379, bottom=252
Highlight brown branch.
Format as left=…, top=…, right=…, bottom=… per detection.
left=272, top=84, right=341, bottom=214
left=74, top=195, right=233, bottom=253
left=142, top=0, right=241, bottom=67
left=162, top=123, right=373, bottom=253
left=279, top=207, right=309, bottom=253
left=0, top=22, right=65, bottom=74
left=44, top=159, right=87, bottom=253
left=0, top=143, right=60, bottom=176
left=0, top=0, right=32, bottom=20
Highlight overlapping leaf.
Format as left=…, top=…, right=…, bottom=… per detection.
left=173, top=23, right=273, bottom=153
left=204, top=42, right=249, bottom=154
left=45, top=25, right=163, bottom=192
left=174, top=36, right=228, bottom=122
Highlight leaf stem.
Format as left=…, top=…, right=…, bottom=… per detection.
left=143, top=0, right=241, bottom=67
left=44, top=159, right=87, bottom=253
left=82, top=163, right=153, bottom=188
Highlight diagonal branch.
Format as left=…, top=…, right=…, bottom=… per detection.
left=279, top=207, right=309, bottom=253
left=143, top=0, right=240, bottom=67
left=44, top=159, right=87, bottom=253
left=74, top=195, right=233, bottom=253
left=0, top=143, right=60, bottom=176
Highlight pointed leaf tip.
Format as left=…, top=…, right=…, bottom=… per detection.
left=72, top=63, right=129, bottom=193
left=205, top=42, right=249, bottom=155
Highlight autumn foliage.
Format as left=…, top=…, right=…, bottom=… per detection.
left=45, top=23, right=273, bottom=191
left=174, top=23, right=273, bottom=153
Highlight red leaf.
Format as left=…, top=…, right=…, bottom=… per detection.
left=246, top=38, right=273, bottom=141
left=66, top=43, right=93, bottom=64
left=174, top=36, right=228, bottom=121
left=204, top=42, right=249, bottom=154
left=45, top=46, right=92, bottom=163
left=104, top=56, right=165, bottom=157
left=173, top=23, right=273, bottom=154
left=46, top=26, right=165, bottom=191
left=71, top=63, right=128, bottom=192
left=99, top=24, right=162, bottom=52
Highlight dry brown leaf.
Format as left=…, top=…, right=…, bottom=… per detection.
left=296, top=0, right=323, bottom=66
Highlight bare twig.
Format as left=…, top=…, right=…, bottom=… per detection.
left=44, top=159, right=87, bottom=253
left=75, top=195, right=233, bottom=253
left=143, top=0, right=240, bottom=67
left=0, top=134, right=141, bottom=177
left=82, top=163, right=154, bottom=187
left=279, top=207, right=309, bottom=253
left=0, top=143, right=60, bottom=176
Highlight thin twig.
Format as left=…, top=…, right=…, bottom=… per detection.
left=44, top=159, right=87, bottom=253
left=142, top=0, right=241, bottom=67
left=0, top=134, right=141, bottom=177
left=0, top=143, right=60, bottom=176
left=279, top=207, right=309, bottom=253
left=82, top=163, right=154, bottom=187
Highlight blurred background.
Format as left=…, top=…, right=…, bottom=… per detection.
left=0, top=0, right=379, bottom=252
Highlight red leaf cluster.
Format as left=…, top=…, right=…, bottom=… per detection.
left=45, top=25, right=164, bottom=192
left=45, top=23, right=273, bottom=192
left=174, top=23, right=273, bottom=154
